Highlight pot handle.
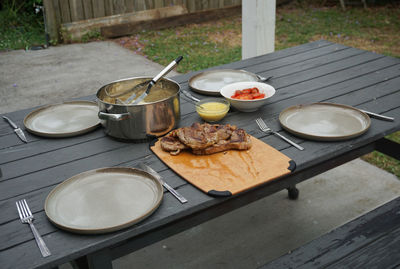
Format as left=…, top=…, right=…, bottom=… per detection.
left=98, top=111, right=131, bottom=121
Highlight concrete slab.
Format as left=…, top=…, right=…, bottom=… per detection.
left=1, top=41, right=398, bottom=269
left=0, top=41, right=178, bottom=114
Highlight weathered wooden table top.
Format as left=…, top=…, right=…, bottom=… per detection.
left=1, top=40, right=399, bottom=269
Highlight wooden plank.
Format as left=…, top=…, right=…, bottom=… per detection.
left=104, top=0, right=113, bottom=16
left=125, top=0, right=135, bottom=12
left=114, top=0, right=126, bottom=14
left=93, top=0, right=106, bottom=17
left=62, top=5, right=187, bottom=41
left=261, top=197, right=400, bottom=269
left=134, top=0, right=145, bottom=11
left=173, top=0, right=183, bottom=6
left=201, top=0, right=208, bottom=10
left=0, top=137, right=137, bottom=187
left=101, top=5, right=241, bottom=38
left=154, top=0, right=164, bottom=8
left=59, top=0, right=72, bottom=23
left=224, top=0, right=233, bottom=6
left=328, top=227, right=400, bottom=268
left=0, top=130, right=105, bottom=164
left=82, top=0, right=93, bottom=19
left=209, top=0, right=219, bottom=9
left=206, top=40, right=334, bottom=72
left=52, top=0, right=62, bottom=32
left=43, top=0, right=60, bottom=42
left=146, top=0, right=155, bottom=9
left=187, top=0, right=196, bottom=12
left=69, top=0, right=85, bottom=22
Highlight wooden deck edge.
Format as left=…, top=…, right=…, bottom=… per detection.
left=100, top=5, right=242, bottom=39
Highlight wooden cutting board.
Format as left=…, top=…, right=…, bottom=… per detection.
left=150, top=136, right=296, bottom=197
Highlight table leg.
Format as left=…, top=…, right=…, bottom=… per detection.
left=287, top=185, right=299, bottom=200
left=87, top=249, right=113, bottom=269
left=375, top=138, right=400, bottom=161
left=72, top=249, right=113, bottom=269
left=71, top=256, right=89, bottom=269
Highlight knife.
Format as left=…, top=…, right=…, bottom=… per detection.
left=3, top=116, right=28, bottom=143
left=139, top=163, right=188, bottom=204
left=359, top=109, right=394, bottom=122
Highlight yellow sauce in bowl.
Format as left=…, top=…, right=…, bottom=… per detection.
left=196, top=101, right=229, bottom=122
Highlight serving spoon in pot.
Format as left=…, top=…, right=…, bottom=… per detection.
left=125, top=56, right=183, bottom=105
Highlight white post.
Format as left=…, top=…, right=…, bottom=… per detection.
left=242, top=0, right=276, bottom=59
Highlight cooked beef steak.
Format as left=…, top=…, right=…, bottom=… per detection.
left=160, top=123, right=252, bottom=155
left=175, top=122, right=235, bottom=150
left=159, top=134, right=188, bottom=155
left=192, top=128, right=251, bottom=155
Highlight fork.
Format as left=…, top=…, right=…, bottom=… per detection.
left=16, top=199, right=51, bottom=257
left=255, top=118, right=304, bottom=151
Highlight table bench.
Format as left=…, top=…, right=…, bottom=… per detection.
left=260, top=195, right=400, bottom=268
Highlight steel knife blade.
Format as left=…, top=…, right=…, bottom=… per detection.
left=359, top=109, right=394, bottom=122
left=3, top=116, right=28, bottom=143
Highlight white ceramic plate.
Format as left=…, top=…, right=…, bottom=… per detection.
left=189, top=69, right=260, bottom=96
left=279, top=103, right=371, bottom=141
left=24, top=101, right=100, bottom=137
left=45, top=167, right=163, bottom=234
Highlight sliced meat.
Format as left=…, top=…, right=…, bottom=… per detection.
left=191, top=129, right=251, bottom=155
left=175, top=123, right=235, bottom=150
left=160, top=123, right=252, bottom=155
left=160, top=133, right=188, bottom=155
left=175, top=122, right=214, bottom=150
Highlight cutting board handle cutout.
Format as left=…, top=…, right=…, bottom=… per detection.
left=208, top=190, right=232, bottom=197
left=288, top=160, right=296, bottom=172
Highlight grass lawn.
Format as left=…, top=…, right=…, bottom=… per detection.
left=114, top=1, right=400, bottom=73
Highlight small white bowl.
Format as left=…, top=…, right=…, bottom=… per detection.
left=220, top=81, right=276, bottom=112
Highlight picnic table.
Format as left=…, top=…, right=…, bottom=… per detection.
left=1, top=40, right=399, bottom=269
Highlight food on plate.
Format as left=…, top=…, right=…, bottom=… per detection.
left=160, top=122, right=252, bottom=155
left=231, top=87, right=265, bottom=100
left=195, top=100, right=229, bottom=122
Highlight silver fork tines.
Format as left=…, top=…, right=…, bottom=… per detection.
left=16, top=199, right=51, bottom=257
left=255, top=118, right=304, bottom=151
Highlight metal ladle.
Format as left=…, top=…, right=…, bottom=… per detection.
left=126, top=56, right=183, bottom=105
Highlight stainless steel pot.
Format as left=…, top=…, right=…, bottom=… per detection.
left=96, top=77, right=180, bottom=140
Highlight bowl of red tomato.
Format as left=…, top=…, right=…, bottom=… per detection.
left=220, top=81, right=276, bottom=112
